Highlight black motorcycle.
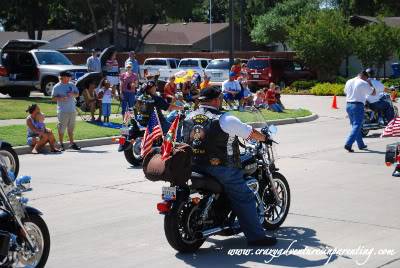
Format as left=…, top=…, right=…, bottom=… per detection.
left=0, top=161, right=50, bottom=267
left=156, top=125, right=290, bottom=252
left=362, top=93, right=398, bottom=137
left=0, top=141, right=19, bottom=178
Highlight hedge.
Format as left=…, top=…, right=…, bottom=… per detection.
left=310, top=83, right=345, bottom=96
left=290, top=80, right=317, bottom=91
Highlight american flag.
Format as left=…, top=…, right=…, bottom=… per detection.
left=382, top=117, right=400, bottom=137
left=141, top=111, right=162, bottom=157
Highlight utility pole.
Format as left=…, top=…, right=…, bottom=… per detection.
left=239, top=0, right=244, bottom=51
left=229, top=0, right=234, bottom=66
left=209, top=0, right=212, bottom=52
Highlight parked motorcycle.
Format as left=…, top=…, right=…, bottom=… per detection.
left=0, top=161, right=50, bottom=267
left=156, top=125, right=290, bottom=252
left=362, top=93, right=399, bottom=137
left=0, top=141, right=19, bottom=178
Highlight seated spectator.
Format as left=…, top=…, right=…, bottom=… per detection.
left=26, top=104, right=60, bottom=154
left=200, top=75, right=211, bottom=90
left=238, top=77, right=254, bottom=107
left=166, top=93, right=185, bottom=123
left=255, top=90, right=267, bottom=108
left=222, top=72, right=244, bottom=110
left=163, top=75, right=177, bottom=103
left=265, top=83, right=284, bottom=113
left=230, top=58, right=241, bottom=79
left=82, top=81, right=102, bottom=121
left=275, top=85, right=285, bottom=110
left=181, top=79, right=200, bottom=109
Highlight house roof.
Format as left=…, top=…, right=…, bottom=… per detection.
left=350, top=15, right=400, bottom=27
left=0, top=30, right=79, bottom=48
left=143, top=22, right=229, bottom=45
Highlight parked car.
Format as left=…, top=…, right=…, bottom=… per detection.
left=178, top=58, right=211, bottom=74
left=0, top=39, right=88, bottom=97
left=204, top=58, right=230, bottom=84
left=245, top=57, right=315, bottom=91
left=140, top=58, right=180, bottom=82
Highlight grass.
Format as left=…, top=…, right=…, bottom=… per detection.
left=0, top=97, right=122, bottom=120
left=230, top=108, right=312, bottom=123
left=0, top=121, right=120, bottom=146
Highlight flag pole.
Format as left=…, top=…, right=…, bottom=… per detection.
left=153, top=107, right=164, bottom=137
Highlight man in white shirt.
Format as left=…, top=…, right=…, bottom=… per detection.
left=344, top=71, right=376, bottom=152
left=365, top=68, right=395, bottom=123
left=86, top=49, right=102, bottom=73
left=222, top=72, right=244, bottom=110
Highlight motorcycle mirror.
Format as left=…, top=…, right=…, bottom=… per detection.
left=268, top=125, right=278, bottom=135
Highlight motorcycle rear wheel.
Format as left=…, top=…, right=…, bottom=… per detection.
left=164, top=200, right=205, bottom=253
left=260, top=172, right=291, bottom=230
left=123, top=138, right=143, bottom=166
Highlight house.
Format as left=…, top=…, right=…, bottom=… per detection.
left=0, top=30, right=86, bottom=50
left=74, top=22, right=262, bottom=52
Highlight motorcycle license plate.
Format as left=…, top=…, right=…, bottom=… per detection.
left=120, top=127, right=130, bottom=135
left=162, top=186, right=176, bottom=201
left=253, top=74, right=260, bottom=79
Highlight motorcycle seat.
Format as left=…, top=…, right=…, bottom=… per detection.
left=190, top=172, right=223, bottom=193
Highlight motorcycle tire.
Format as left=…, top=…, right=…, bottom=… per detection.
left=123, top=148, right=142, bottom=166
left=0, top=144, right=19, bottom=177
left=21, top=213, right=50, bottom=268
left=164, top=200, right=205, bottom=253
left=260, top=172, right=291, bottom=230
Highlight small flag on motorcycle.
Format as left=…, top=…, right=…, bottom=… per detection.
left=382, top=117, right=400, bottom=137
left=160, top=114, right=180, bottom=160
left=141, top=111, right=162, bottom=157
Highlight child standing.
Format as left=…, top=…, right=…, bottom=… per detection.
left=99, top=79, right=114, bottom=124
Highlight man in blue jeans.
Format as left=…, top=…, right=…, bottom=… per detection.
left=344, top=71, right=376, bottom=152
left=183, top=86, right=277, bottom=246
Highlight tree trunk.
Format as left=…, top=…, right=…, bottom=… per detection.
left=36, top=29, right=43, bottom=40
left=136, top=23, right=157, bottom=52
left=86, top=0, right=99, bottom=46
left=112, top=0, right=119, bottom=48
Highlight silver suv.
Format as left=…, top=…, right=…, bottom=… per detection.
left=0, top=40, right=87, bottom=97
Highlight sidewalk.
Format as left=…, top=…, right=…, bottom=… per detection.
left=0, top=116, right=84, bottom=127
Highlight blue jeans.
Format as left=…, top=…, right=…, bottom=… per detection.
left=121, top=91, right=136, bottom=116
left=194, top=165, right=266, bottom=241
left=369, top=99, right=395, bottom=123
left=270, top=103, right=283, bottom=113
left=345, top=102, right=366, bottom=149
left=102, top=103, right=111, bottom=117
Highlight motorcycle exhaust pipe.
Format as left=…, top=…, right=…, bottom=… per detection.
left=194, top=226, right=232, bottom=240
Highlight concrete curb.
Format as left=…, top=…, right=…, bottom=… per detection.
left=14, top=137, right=115, bottom=155
left=14, top=113, right=318, bottom=155
left=248, top=113, right=319, bottom=128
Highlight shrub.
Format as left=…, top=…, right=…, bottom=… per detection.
left=290, top=80, right=317, bottom=91
left=383, top=78, right=400, bottom=87
left=310, top=83, right=345, bottom=96
left=281, top=88, right=313, bottom=95
left=334, top=76, right=347, bottom=84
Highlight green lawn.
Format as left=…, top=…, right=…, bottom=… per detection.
left=230, top=108, right=312, bottom=123
left=0, top=97, right=121, bottom=120
left=0, top=121, right=120, bottom=146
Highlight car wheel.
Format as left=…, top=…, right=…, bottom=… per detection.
left=42, top=78, right=58, bottom=96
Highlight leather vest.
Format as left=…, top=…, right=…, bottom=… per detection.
left=183, top=107, right=240, bottom=168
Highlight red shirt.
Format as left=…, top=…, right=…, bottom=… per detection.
left=265, top=89, right=276, bottom=105
left=230, top=65, right=241, bottom=79
left=163, top=82, right=177, bottom=99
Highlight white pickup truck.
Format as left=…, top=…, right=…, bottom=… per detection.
left=178, top=58, right=211, bottom=74
left=140, top=58, right=180, bottom=82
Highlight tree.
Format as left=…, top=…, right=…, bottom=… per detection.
left=251, top=0, right=320, bottom=50
left=353, top=20, right=400, bottom=76
left=288, top=10, right=354, bottom=80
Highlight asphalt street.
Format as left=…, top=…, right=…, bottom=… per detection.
left=17, top=95, right=400, bottom=268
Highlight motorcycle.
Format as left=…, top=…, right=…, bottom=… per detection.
left=156, top=125, right=290, bottom=252
left=0, top=160, right=50, bottom=267
left=362, top=93, right=399, bottom=137
left=0, top=141, right=19, bottom=178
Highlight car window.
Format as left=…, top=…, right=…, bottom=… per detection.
left=247, top=59, right=269, bottom=69
left=179, top=60, right=199, bottom=68
left=168, top=59, right=177, bottom=69
left=34, top=51, right=72, bottom=65
left=206, top=60, right=230, bottom=70
left=144, top=59, right=167, bottom=66
left=201, top=60, right=208, bottom=68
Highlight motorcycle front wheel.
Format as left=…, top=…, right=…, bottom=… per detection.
left=0, top=144, right=19, bottom=177
left=260, top=172, right=291, bottom=230
left=123, top=138, right=143, bottom=166
left=16, top=214, right=50, bottom=268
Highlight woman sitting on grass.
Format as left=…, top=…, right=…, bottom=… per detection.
left=26, top=104, right=60, bottom=154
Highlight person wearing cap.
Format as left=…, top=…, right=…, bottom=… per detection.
left=86, top=48, right=102, bottom=73
left=125, top=51, right=140, bottom=78
left=51, top=71, right=81, bottom=151
left=222, top=72, right=244, bottom=110
left=365, top=68, right=395, bottom=123
left=344, top=70, right=376, bottom=152
left=119, top=63, right=138, bottom=117
left=182, top=86, right=277, bottom=247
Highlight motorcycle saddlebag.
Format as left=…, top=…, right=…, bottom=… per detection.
left=385, top=142, right=400, bottom=164
left=142, top=143, right=192, bottom=186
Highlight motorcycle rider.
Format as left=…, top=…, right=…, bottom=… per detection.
left=182, top=86, right=278, bottom=247
left=365, top=68, right=395, bottom=123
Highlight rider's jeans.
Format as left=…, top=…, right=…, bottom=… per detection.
left=194, top=165, right=266, bottom=242
left=369, top=100, right=395, bottom=122
left=345, top=102, right=366, bottom=149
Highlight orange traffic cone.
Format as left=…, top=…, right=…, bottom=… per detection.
left=331, top=95, right=339, bottom=109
